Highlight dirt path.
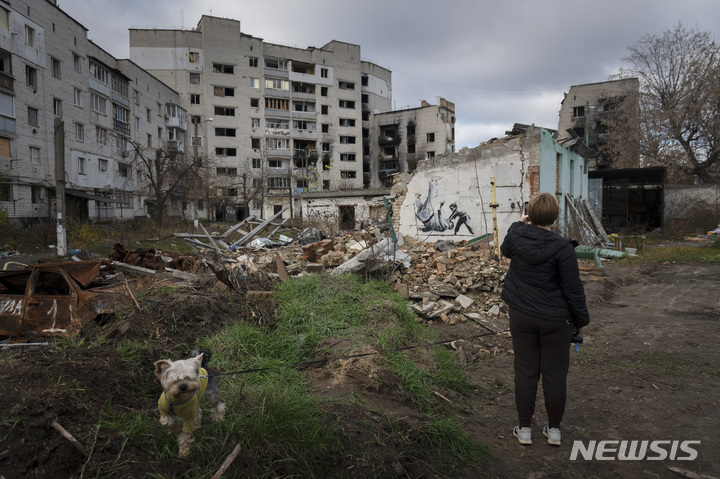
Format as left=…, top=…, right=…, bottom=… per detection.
left=458, top=262, right=720, bottom=478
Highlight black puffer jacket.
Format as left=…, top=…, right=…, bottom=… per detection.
left=500, top=222, right=590, bottom=328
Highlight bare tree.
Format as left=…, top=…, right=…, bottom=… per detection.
left=614, top=23, right=720, bottom=182
left=128, top=137, right=209, bottom=229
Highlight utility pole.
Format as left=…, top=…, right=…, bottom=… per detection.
left=54, top=118, right=66, bottom=257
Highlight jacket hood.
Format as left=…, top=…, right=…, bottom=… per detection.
left=505, top=223, right=574, bottom=265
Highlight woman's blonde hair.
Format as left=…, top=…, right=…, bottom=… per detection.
left=528, top=192, right=559, bottom=227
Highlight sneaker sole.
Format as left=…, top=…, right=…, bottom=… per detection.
left=543, top=430, right=561, bottom=446
left=513, top=430, right=532, bottom=445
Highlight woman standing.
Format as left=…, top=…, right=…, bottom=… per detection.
left=500, top=193, right=590, bottom=446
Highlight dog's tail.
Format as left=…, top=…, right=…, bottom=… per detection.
left=191, top=348, right=212, bottom=368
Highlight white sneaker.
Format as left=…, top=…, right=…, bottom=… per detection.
left=543, top=425, right=561, bottom=446
left=513, top=426, right=532, bottom=445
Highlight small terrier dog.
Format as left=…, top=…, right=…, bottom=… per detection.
left=155, top=349, right=226, bottom=457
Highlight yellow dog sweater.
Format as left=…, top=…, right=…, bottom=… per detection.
left=158, top=367, right=209, bottom=433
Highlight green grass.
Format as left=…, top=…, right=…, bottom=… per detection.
left=95, top=274, right=488, bottom=477
left=622, top=240, right=720, bottom=264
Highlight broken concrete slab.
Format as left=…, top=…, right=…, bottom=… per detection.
left=455, top=294, right=474, bottom=309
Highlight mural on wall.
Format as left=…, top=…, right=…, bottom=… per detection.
left=414, top=180, right=474, bottom=235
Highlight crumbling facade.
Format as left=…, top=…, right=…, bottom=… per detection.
left=557, top=78, right=639, bottom=171
left=0, top=0, right=187, bottom=225
left=396, top=126, right=589, bottom=243
left=372, top=98, right=455, bottom=188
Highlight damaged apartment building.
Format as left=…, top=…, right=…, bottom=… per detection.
left=0, top=0, right=188, bottom=225
left=557, top=78, right=666, bottom=231
left=129, top=16, right=454, bottom=224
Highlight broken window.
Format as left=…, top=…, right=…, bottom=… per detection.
left=321, top=68, right=328, bottom=78
left=252, top=158, right=262, bottom=168
left=189, top=73, right=200, bottom=84
left=215, top=148, right=237, bottom=156
left=338, top=81, right=355, bottom=90
left=291, top=62, right=315, bottom=74
left=267, top=177, right=289, bottom=188
left=250, top=78, right=260, bottom=88
left=408, top=144, right=416, bottom=154
left=266, top=137, right=290, bottom=149
left=266, top=119, right=289, bottom=130
left=321, top=87, right=328, bottom=97
left=213, top=86, right=234, bottom=97
left=426, top=132, right=435, bottom=142
left=339, top=100, right=355, bottom=109
left=340, top=170, right=356, bottom=179
left=214, top=106, right=235, bottom=116
left=340, top=153, right=356, bottom=162
left=118, top=162, right=131, bottom=177
left=265, top=58, right=288, bottom=70
left=573, top=106, right=585, bottom=118
left=293, top=101, right=315, bottom=112
left=214, top=128, right=236, bottom=137
left=269, top=159, right=283, bottom=168
left=293, top=82, right=315, bottom=94
left=34, top=271, right=70, bottom=295
left=250, top=98, right=260, bottom=108
left=339, top=118, right=355, bottom=127
left=339, top=136, right=356, bottom=144
left=321, top=105, right=328, bottom=115
left=361, top=76, right=368, bottom=86
left=322, top=124, right=329, bottom=133
left=27, top=107, right=38, bottom=126
left=265, top=98, right=289, bottom=110
left=323, top=180, right=330, bottom=190
left=251, top=118, right=260, bottom=128
left=248, top=57, right=258, bottom=67
left=293, top=120, right=316, bottom=131
left=251, top=138, right=261, bottom=149
left=212, top=63, right=234, bottom=74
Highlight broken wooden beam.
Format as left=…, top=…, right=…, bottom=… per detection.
left=232, top=207, right=289, bottom=247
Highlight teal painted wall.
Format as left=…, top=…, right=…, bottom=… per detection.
left=538, top=129, right=587, bottom=232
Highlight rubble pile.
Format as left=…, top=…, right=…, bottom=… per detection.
left=109, top=242, right=203, bottom=273
left=392, top=240, right=509, bottom=332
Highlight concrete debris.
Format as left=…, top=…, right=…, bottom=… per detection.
left=167, top=220, right=510, bottom=330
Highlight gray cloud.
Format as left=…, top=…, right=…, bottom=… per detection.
left=58, top=0, right=720, bottom=147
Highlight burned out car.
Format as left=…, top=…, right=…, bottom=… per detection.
left=0, top=261, right=130, bottom=338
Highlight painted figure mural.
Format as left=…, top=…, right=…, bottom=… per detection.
left=414, top=181, right=474, bottom=235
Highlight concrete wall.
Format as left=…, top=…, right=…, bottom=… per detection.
left=397, top=127, right=588, bottom=243
left=297, top=188, right=389, bottom=233
left=664, top=184, right=720, bottom=233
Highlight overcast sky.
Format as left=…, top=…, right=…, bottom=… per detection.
left=56, top=0, right=720, bottom=149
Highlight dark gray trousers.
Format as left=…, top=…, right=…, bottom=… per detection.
left=509, top=307, right=574, bottom=428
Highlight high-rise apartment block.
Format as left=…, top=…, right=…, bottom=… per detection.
left=0, top=0, right=188, bottom=225
left=0, top=3, right=454, bottom=224
left=130, top=16, right=455, bottom=221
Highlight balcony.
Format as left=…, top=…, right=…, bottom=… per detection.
left=265, top=128, right=291, bottom=137
left=292, top=110, right=316, bottom=120
left=167, top=139, right=185, bottom=153
left=113, top=119, right=130, bottom=135
left=378, top=134, right=400, bottom=146
left=165, top=116, right=187, bottom=131
left=0, top=72, right=13, bottom=91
